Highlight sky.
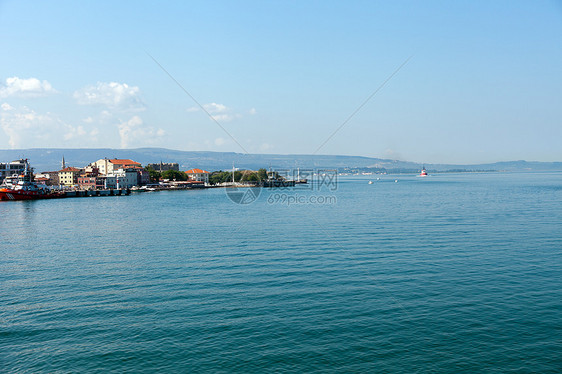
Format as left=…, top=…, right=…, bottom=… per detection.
left=0, top=1, right=561, bottom=164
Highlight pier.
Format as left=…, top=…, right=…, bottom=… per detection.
left=62, top=189, right=130, bottom=198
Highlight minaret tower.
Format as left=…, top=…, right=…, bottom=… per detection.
left=61, top=155, right=66, bottom=169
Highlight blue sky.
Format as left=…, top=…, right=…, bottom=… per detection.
left=0, top=1, right=560, bottom=163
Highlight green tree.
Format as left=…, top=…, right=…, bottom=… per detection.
left=257, top=168, right=267, bottom=181
left=243, top=172, right=259, bottom=182
left=162, top=169, right=187, bottom=181
left=233, top=171, right=242, bottom=182
left=208, top=168, right=274, bottom=184
left=144, top=166, right=161, bottom=182
left=209, top=171, right=232, bottom=185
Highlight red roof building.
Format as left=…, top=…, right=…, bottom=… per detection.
left=185, top=168, right=209, bottom=174
left=185, top=168, right=210, bottom=184
left=109, top=159, right=141, bottom=167
left=59, top=167, right=81, bottom=172
left=92, top=158, right=142, bottom=176
left=59, top=167, right=81, bottom=186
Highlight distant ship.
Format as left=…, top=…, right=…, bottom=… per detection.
left=419, top=167, right=428, bottom=177
left=0, top=160, right=62, bottom=201
left=261, top=168, right=296, bottom=187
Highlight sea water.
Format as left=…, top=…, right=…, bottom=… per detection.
left=1, top=172, right=561, bottom=372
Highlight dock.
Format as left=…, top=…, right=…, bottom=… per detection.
left=62, top=189, right=130, bottom=198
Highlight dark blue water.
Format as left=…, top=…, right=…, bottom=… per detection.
left=1, top=173, right=561, bottom=373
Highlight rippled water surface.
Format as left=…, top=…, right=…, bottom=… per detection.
left=1, top=173, right=561, bottom=373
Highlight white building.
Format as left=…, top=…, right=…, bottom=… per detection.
left=0, top=159, right=27, bottom=183
left=101, top=176, right=117, bottom=189
left=91, top=158, right=142, bottom=176
left=185, top=168, right=210, bottom=184
left=111, top=168, right=138, bottom=188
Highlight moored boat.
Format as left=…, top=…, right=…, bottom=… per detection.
left=0, top=160, right=63, bottom=201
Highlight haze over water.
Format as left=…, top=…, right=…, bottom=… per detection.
left=1, top=172, right=561, bottom=372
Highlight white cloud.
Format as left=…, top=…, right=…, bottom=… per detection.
left=198, top=102, right=241, bottom=122
left=211, top=113, right=241, bottom=122
left=0, top=103, right=94, bottom=148
left=214, top=137, right=226, bottom=146
left=204, top=102, right=227, bottom=114
left=0, top=104, right=57, bottom=148
left=117, top=115, right=165, bottom=148
left=1, top=102, right=14, bottom=111
left=260, top=143, right=273, bottom=151
left=0, top=77, right=57, bottom=98
left=73, top=82, right=145, bottom=111
left=63, top=125, right=87, bottom=141
left=188, top=102, right=254, bottom=122
left=62, top=124, right=100, bottom=144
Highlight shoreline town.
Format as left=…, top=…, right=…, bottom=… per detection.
left=0, top=157, right=303, bottom=201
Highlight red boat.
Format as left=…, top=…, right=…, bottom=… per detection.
left=419, top=167, right=428, bottom=177
left=0, top=186, right=63, bottom=201
left=0, top=160, right=63, bottom=201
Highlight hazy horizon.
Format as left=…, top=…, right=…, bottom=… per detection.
left=1, top=1, right=561, bottom=164
left=3, top=147, right=562, bottom=172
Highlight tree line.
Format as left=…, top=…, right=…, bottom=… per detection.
left=144, top=166, right=187, bottom=182
left=144, top=167, right=276, bottom=184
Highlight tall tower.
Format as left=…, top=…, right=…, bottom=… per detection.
left=61, top=155, right=66, bottom=169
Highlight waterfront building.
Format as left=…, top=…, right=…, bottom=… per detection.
left=0, top=159, right=27, bottom=183
left=35, top=172, right=59, bottom=186
left=83, top=165, right=100, bottom=175
left=100, top=175, right=117, bottom=189
left=34, top=177, right=50, bottom=186
left=137, top=169, right=150, bottom=185
left=77, top=176, right=105, bottom=190
left=92, top=158, right=142, bottom=176
left=111, top=168, right=138, bottom=188
left=185, top=168, right=210, bottom=184
left=59, top=167, right=81, bottom=186
left=77, top=166, right=104, bottom=190
left=147, top=162, right=179, bottom=172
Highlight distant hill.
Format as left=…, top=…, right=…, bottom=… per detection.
left=1, top=148, right=562, bottom=173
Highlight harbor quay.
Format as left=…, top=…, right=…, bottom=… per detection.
left=0, top=157, right=305, bottom=202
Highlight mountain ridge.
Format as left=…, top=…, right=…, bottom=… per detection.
left=1, top=148, right=562, bottom=173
